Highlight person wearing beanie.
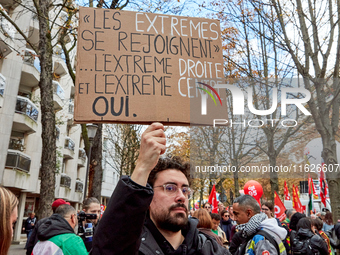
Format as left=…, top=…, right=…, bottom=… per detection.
left=26, top=199, right=70, bottom=255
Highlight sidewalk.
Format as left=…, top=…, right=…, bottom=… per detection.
left=9, top=243, right=26, bottom=255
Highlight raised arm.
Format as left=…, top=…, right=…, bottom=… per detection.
left=131, top=122, right=166, bottom=186
left=91, top=123, right=166, bottom=255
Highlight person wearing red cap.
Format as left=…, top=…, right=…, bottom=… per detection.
left=26, top=198, right=70, bottom=255
left=52, top=199, right=70, bottom=212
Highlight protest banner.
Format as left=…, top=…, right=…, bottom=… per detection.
left=75, top=7, right=226, bottom=125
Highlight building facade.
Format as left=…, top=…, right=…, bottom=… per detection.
left=0, top=0, right=84, bottom=242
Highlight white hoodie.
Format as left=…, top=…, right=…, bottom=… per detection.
left=260, top=218, right=288, bottom=240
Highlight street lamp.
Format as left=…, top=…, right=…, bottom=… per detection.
left=83, top=123, right=98, bottom=201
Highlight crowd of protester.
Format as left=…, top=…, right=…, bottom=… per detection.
left=2, top=123, right=340, bottom=255
left=188, top=200, right=340, bottom=255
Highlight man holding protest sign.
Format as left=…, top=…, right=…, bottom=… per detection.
left=92, top=122, right=229, bottom=254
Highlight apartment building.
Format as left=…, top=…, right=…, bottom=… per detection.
left=0, top=0, right=87, bottom=242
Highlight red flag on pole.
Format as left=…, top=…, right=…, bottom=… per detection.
left=292, top=184, right=303, bottom=213
left=319, top=162, right=328, bottom=207
left=311, top=179, right=318, bottom=199
left=274, top=191, right=286, bottom=221
left=208, top=184, right=218, bottom=213
left=284, top=181, right=291, bottom=200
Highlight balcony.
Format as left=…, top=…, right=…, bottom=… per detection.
left=8, top=138, right=24, bottom=151
left=5, top=149, right=31, bottom=173
left=60, top=173, right=71, bottom=188
left=53, top=45, right=67, bottom=76
left=53, top=81, right=64, bottom=112
left=63, top=136, right=75, bottom=159
left=78, top=148, right=86, bottom=167
left=21, top=48, right=40, bottom=88
left=0, top=73, right=5, bottom=108
left=75, top=180, right=84, bottom=193
left=28, top=13, right=39, bottom=46
left=13, top=96, right=38, bottom=134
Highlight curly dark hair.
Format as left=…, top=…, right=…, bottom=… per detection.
left=324, top=212, right=334, bottom=225
left=147, top=157, right=192, bottom=187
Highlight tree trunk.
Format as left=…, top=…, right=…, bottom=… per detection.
left=233, top=167, right=239, bottom=197
left=88, top=124, right=103, bottom=201
left=37, top=0, right=56, bottom=219
left=322, top=136, right=340, bottom=221
left=268, top=138, right=278, bottom=202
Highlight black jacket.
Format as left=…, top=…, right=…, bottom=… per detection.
left=26, top=217, right=48, bottom=255
left=25, top=217, right=36, bottom=232
left=26, top=214, right=76, bottom=255
left=92, top=176, right=230, bottom=255
left=220, top=219, right=233, bottom=241
left=291, top=228, right=329, bottom=255
left=37, top=213, right=75, bottom=240
left=229, top=230, right=243, bottom=254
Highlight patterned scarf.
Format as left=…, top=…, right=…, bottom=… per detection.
left=236, top=213, right=268, bottom=238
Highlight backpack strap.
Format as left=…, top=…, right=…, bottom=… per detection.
left=257, top=230, right=281, bottom=254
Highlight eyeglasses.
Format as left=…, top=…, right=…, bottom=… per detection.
left=204, top=206, right=211, bottom=209
left=224, top=214, right=230, bottom=217
left=154, top=184, right=191, bottom=199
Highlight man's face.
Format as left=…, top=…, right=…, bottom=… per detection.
left=204, top=204, right=212, bottom=212
left=84, top=203, right=101, bottom=225
left=150, top=169, right=189, bottom=233
left=222, top=212, right=230, bottom=221
left=212, top=219, right=220, bottom=230
left=229, top=206, right=233, bottom=215
left=30, top=213, right=35, bottom=219
left=66, top=211, right=78, bottom=232
left=218, top=203, right=224, bottom=212
left=233, top=203, right=252, bottom=224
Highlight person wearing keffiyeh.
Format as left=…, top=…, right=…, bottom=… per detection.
left=229, top=195, right=287, bottom=255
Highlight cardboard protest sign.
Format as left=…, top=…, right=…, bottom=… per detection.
left=75, top=7, right=226, bottom=125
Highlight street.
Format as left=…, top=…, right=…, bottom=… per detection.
left=9, top=243, right=26, bottom=255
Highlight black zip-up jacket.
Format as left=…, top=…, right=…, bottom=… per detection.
left=290, top=228, right=329, bottom=255
left=26, top=217, right=48, bottom=255
left=92, top=176, right=230, bottom=255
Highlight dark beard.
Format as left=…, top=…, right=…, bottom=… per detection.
left=153, top=203, right=188, bottom=232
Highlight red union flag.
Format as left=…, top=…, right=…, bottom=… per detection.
left=274, top=191, right=286, bottom=221
left=292, top=185, right=303, bottom=213
left=208, top=184, right=218, bottom=213
left=311, top=179, right=318, bottom=199
left=319, top=162, right=328, bottom=207
left=284, top=181, right=291, bottom=200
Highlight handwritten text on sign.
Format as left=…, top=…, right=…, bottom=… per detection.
left=75, top=8, right=224, bottom=125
